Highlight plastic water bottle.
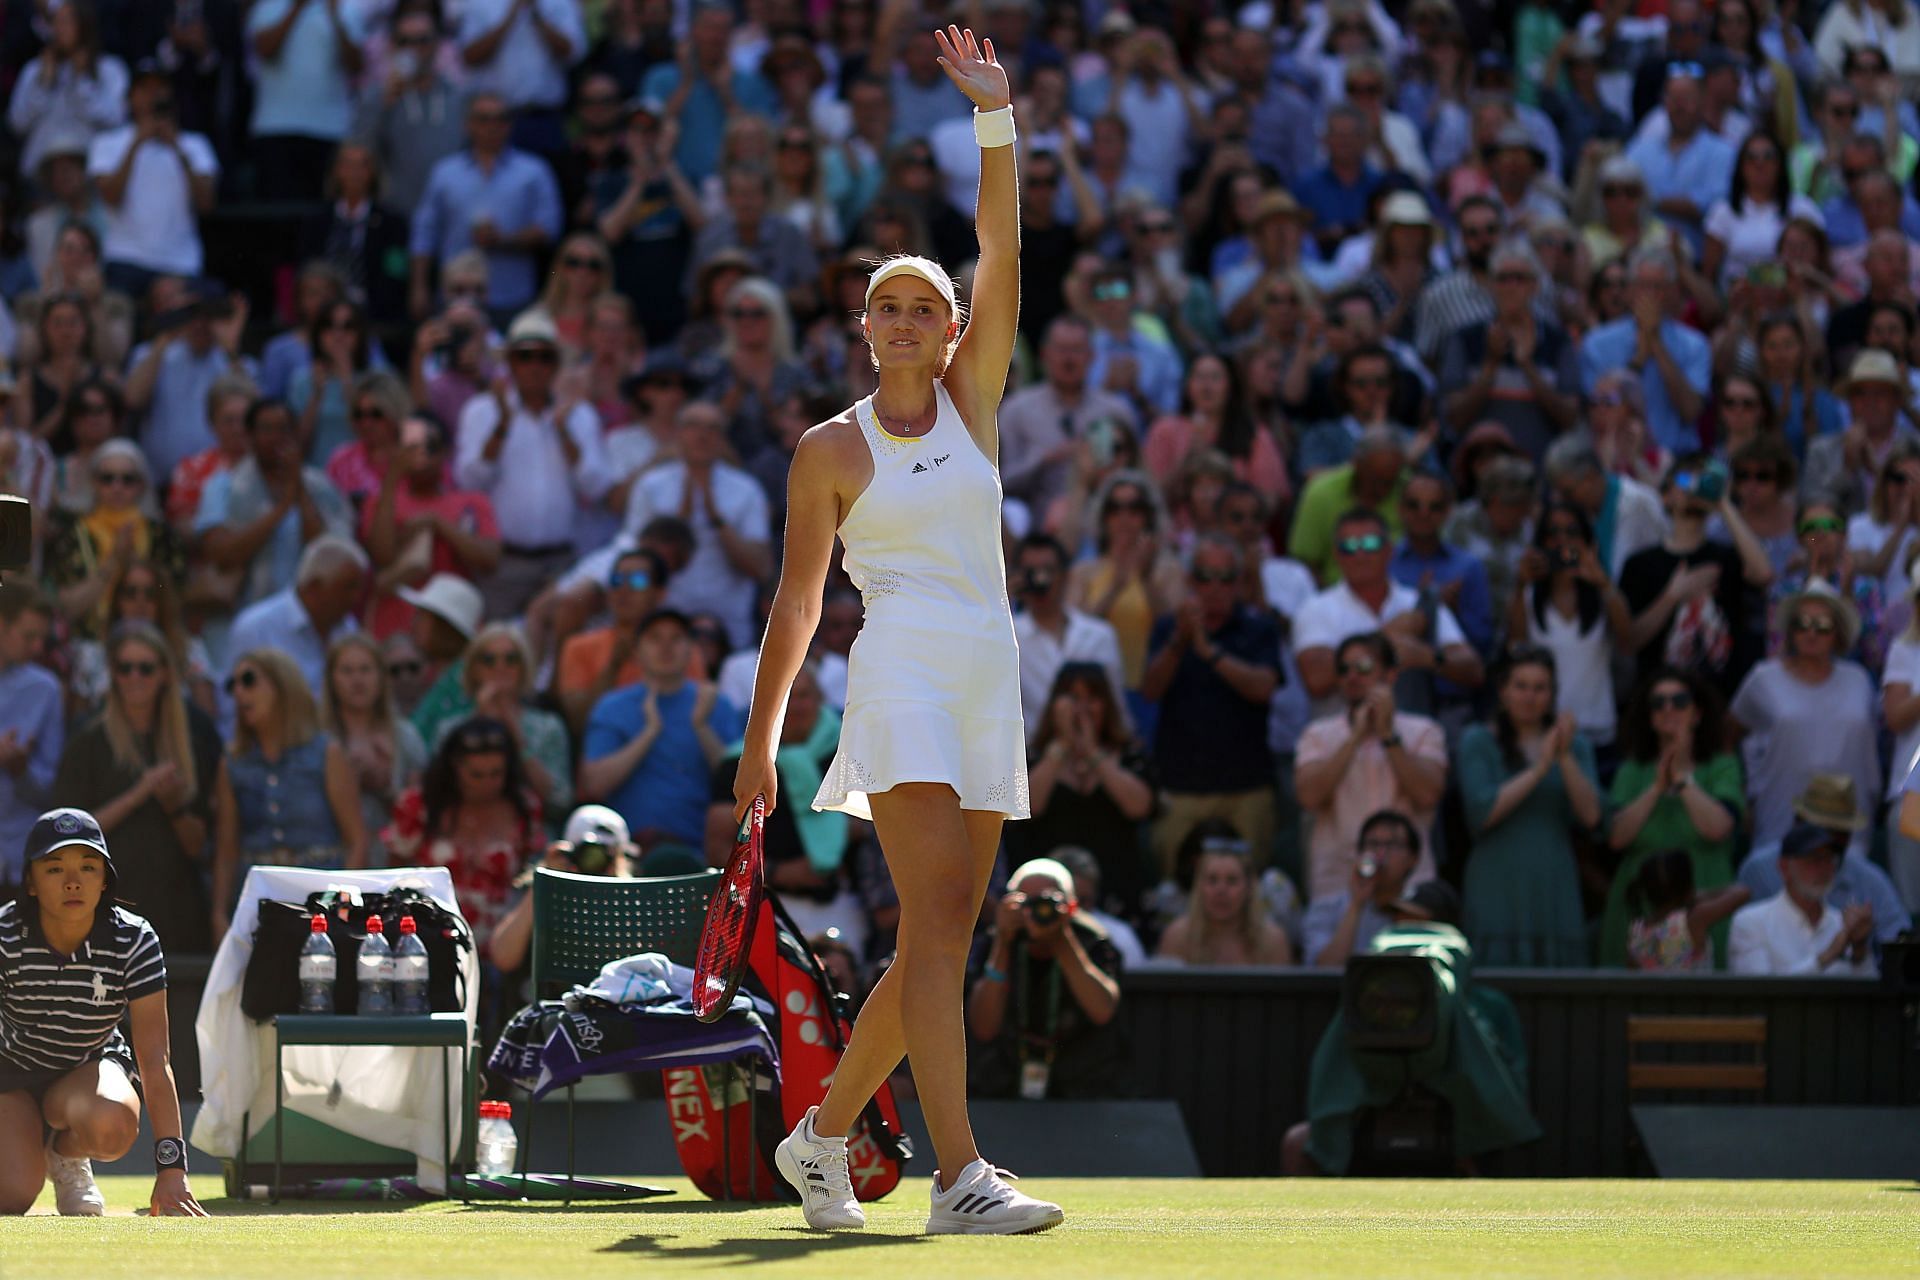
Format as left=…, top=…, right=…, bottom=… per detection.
left=392, top=916, right=431, bottom=1015
left=357, top=915, right=394, bottom=1016
left=298, top=915, right=336, bottom=1013
left=475, top=1101, right=517, bottom=1177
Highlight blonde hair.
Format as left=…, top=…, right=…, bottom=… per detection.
left=103, top=622, right=198, bottom=803
left=460, top=622, right=534, bottom=700
left=538, top=231, right=614, bottom=314
left=722, top=275, right=796, bottom=362
left=229, top=648, right=322, bottom=755
left=1170, top=847, right=1274, bottom=965
left=323, top=633, right=400, bottom=738
left=860, top=253, right=967, bottom=375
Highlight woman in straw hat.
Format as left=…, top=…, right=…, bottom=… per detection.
left=733, top=27, right=1067, bottom=1236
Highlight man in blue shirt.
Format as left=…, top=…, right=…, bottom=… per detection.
left=408, top=92, right=563, bottom=320
left=1084, top=265, right=1183, bottom=418
left=1622, top=69, right=1734, bottom=256
left=457, top=0, right=585, bottom=158
left=582, top=609, right=741, bottom=849
left=1391, top=472, right=1493, bottom=660
left=640, top=1, right=777, bottom=185
left=0, top=587, right=62, bottom=889
left=1292, top=106, right=1381, bottom=259
left=247, top=0, right=367, bottom=200
left=1580, top=248, right=1711, bottom=453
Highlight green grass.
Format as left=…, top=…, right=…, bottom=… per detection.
left=9, top=1177, right=1919, bottom=1279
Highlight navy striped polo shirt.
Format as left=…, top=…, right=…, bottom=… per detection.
left=0, top=901, right=166, bottom=1072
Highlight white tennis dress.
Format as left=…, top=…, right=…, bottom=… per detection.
left=812, top=383, right=1030, bottom=820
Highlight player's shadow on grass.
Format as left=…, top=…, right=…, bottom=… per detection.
left=600, top=1231, right=932, bottom=1264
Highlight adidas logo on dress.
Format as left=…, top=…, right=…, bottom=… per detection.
left=911, top=461, right=929, bottom=474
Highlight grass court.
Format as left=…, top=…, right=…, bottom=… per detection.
left=11, top=1175, right=1920, bottom=1279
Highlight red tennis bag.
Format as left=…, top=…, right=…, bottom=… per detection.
left=667, top=895, right=913, bottom=1201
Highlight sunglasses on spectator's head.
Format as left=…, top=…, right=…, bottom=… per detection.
left=225, top=669, right=260, bottom=693
left=388, top=659, right=423, bottom=679
left=455, top=724, right=513, bottom=752
left=1336, top=533, right=1386, bottom=555
left=114, top=659, right=159, bottom=678
left=1337, top=654, right=1377, bottom=677
left=1648, top=689, right=1693, bottom=712
left=1799, top=516, right=1844, bottom=535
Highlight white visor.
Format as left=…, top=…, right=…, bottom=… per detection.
left=863, top=256, right=958, bottom=314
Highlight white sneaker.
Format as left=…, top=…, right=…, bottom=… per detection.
left=45, top=1135, right=105, bottom=1216
left=926, top=1158, right=1063, bottom=1235
left=774, top=1106, right=866, bottom=1230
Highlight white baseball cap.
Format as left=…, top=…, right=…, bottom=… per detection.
left=564, top=804, right=632, bottom=849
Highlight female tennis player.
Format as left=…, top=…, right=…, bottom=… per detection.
left=734, top=26, right=1061, bottom=1236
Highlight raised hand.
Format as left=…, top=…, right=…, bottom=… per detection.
left=934, top=25, right=1011, bottom=111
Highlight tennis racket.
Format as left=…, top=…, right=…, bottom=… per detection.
left=692, top=793, right=767, bottom=1022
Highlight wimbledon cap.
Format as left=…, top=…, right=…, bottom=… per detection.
left=19, top=808, right=117, bottom=901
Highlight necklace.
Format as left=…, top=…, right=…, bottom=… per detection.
left=871, top=396, right=937, bottom=438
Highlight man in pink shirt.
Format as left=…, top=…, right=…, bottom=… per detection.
left=362, top=411, right=501, bottom=637
left=1293, top=631, right=1447, bottom=901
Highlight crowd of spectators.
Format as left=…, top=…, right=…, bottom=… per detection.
left=0, top=0, right=1915, bottom=1082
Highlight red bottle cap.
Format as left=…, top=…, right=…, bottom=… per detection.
left=366, top=915, right=384, bottom=933
left=310, top=915, right=327, bottom=933
left=400, top=916, right=418, bottom=934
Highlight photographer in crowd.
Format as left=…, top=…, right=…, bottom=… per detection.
left=966, top=857, right=1124, bottom=1101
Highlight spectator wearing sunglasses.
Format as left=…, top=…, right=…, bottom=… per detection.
left=350, top=5, right=465, bottom=218
left=43, top=441, right=184, bottom=644
left=1730, top=580, right=1881, bottom=852
left=581, top=607, right=740, bottom=851
left=1601, top=668, right=1745, bottom=966
left=1084, top=264, right=1183, bottom=417
left=1142, top=536, right=1283, bottom=877
left=1294, top=633, right=1445, bottom=902
left=52, top=622, right=222, bottom=953
left=1293, top=507, right=1478, bottom=722
left=384, top=714, right=547, bottom=949
left=453, top=310, right=610, bottom=619
left=363, top=411, right=501, bottom=639
left=1511, top=501, right=1632, bottom=751
left=211, top=648, right=367, bottom=939
left=427, top=624, right=572, bottom=824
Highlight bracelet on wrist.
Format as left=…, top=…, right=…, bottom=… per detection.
left=982, top=963, right=1009, bottom=983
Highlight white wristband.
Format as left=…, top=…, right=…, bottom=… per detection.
left=974, top=106, right=1016, bottom=149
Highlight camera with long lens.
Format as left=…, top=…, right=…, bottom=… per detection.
left=553, top=837, right=616, bottom=877
left=1023, top=888, right=1069, bottom=928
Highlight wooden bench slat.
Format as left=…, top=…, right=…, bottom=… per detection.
left=1626, top=1016, right=1768, bottom=1045
left=1628, top=1063, right=1768, bottom=1091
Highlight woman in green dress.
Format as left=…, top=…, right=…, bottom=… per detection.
left=1459, top=646, right=1602, bottom=966
left=1601, top=667, right=1744, bottom=966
